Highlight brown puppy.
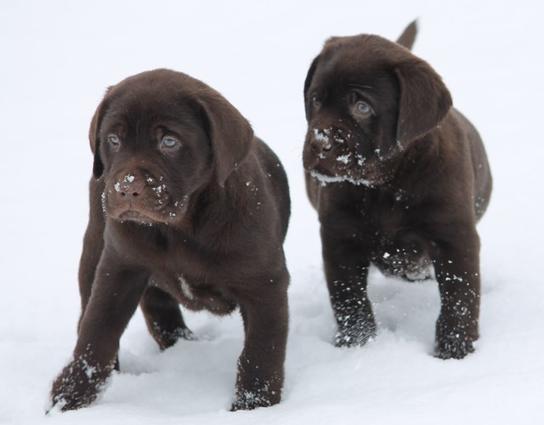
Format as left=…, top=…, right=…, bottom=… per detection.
left=49, top=69, right=290, bottom=411
left=303, top=23, right=492, bottom=359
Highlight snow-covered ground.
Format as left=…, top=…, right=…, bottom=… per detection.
left=1, top=1, right=543, bottom=423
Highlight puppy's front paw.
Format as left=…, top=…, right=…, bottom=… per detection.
left=334, top=318, right=377, bottom=348
left=230, top=385, right=281, bottom=411
left=434, top=332, right=475, bottom=359
left=434, top=317, right=477, bottom=359
left=48, top=357, right=113, bottom=412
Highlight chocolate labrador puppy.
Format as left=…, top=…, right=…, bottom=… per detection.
left=49, top=69, right=290, bottom=411
left=303, top=23, right=491, bottom=359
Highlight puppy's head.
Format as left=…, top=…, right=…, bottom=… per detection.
left=303, top=34, right=452, bottom=187
left=89, top=69, right=253, bottom=226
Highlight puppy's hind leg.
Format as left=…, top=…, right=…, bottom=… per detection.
left=140, top=286, right=195, bottom=350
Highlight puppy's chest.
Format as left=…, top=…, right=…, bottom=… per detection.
left=359, top=190, right=432, bottom=281
left=129, top=231, right=238, bottom=314
left=151, top=267, right=237, bottom=315
left=360, top=188, right=412, bottom=239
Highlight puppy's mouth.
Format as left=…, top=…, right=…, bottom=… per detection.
left=304, top=124, right=401, bottom=187
left=118, top=209, right=155, bottom=223
left=102, top=177, right=191, bottom=226
left=106, top=196, right=191, bottom=225
left=107, top=204, right=163, bottom=225
left=305, top=155, right=390, bottom=187
left=304, top=143, right=395, bottom=188
left=309, top=170, right=375, bottom=187
left=107, top=203, right=189, bottom=226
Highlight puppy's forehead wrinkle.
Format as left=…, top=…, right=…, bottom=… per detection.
left=324, top=33, right=411, bottom=61
left=104, top=73, right=215, bottom=126
left=347, top=83, right=374, bottom=90
left=316, top=34, right=419, bottom=89
left=108, top=96, right=193, bottom=122
left=111, top=68, right=210, bottom=96
left=311, top=59, right=398, bottom=108
left=102, top=102, right=200, bottom=144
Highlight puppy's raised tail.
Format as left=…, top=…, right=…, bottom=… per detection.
left=396, top=19, right=418, bottom=50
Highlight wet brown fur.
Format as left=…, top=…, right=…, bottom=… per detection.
left=303, top=23, right=491, bottom=358
left=50, top=69, right=291, bottom=412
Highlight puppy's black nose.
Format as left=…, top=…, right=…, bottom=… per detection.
left=114, top=173, right=146, bottom=198
left=310, top=128, right=333, bottom=156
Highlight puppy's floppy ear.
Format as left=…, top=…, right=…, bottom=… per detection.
left=395, top=59, right=452, bottom=146
left=303, top=55, right=320, bottom=119
left=89, top=87, right=113, bottom=179
left=196, top=90, right=254, bottom=187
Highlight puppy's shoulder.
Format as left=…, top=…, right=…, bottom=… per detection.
left=252, top=138, right=291, bottom=233
left=435, top=108, right=484, bottom=159
left=253, top=139, right=287, bottom=181
left=447, top=108, right=483, bottom=146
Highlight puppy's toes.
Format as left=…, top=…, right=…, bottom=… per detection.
left=334, top=321, right=377, bottom=348
left=49, top=376, right=96, bottom=412
left=178, top=326, right=197, bottom=341
left=434, top=334, right=475, bottom=359
left=230, top=388, right=280, bottom=411
left=49, top=358, right=113, bottom=412
left=156, top=326, right=197, bottom=350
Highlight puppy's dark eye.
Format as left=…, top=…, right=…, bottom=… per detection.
left=107, top=134, right=121, bottom=150
left=160, top=135, right=181, bottom=150
left=311, top=95, right=321, bottom=109
left=353, top=100, right=373, bottom=118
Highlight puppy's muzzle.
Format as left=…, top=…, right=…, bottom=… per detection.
left=107, top=169, right=171, bottom=223
left=304, top=126, right=350, bottom=171
left=114, top=172, right=146, bottom=199
left=309, top=127, right=351, bottom=156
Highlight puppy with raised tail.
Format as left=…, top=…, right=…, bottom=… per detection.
left=303, top=21, right=492, bottom=359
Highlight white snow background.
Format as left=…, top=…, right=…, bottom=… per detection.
left=1, top=0, right=543, bottom=424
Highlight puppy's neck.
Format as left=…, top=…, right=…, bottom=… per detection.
left=377, top=133, right=441, bottom=196
left=171, top=174, right=246, bottom=237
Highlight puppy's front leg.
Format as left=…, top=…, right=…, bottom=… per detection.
left=321, top=225, right=376, bottom=347
left=231, top=274, right=288, bottom=411
left=77, top=178, right=105, bottom=333
left=49, top=255, right=148, bottom=412
left=433, top=227, right=481, bottom=359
